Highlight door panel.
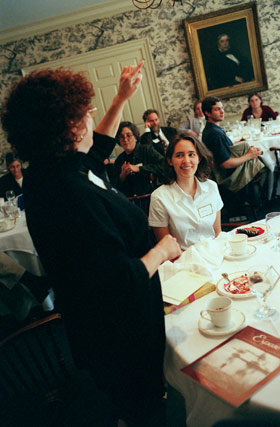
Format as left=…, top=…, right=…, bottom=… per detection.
left=22, top=39, right=164, bottom=157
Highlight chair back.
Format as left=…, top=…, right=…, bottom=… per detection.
left=128, top=193, right=151, bottom=216
left=0, top=313, right=74, bottom=405
left=0, top=313, right=117, bottom=426
left=269, top=147, right=280, bottom=200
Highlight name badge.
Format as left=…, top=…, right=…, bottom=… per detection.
left=152, top=138, right=160, bottom=143
left=198, top=204, right=213, bottom=218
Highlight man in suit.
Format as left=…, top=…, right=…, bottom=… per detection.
left=140, top=109, right=176, bottom=156
left=207, top=33, right=254, bottom=90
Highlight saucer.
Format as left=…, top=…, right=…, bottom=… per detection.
left=224, top=244, right=256, bottom=261
left=198, top=309, right=246, bottom=336
left=232, top=224, right=267, bottom=241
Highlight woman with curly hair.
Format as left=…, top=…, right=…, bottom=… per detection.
left=112, top=121, right=164, bottom=196
left=1, top=63, right=181, bottom=426
left=149, top=132, right=223, bottom=249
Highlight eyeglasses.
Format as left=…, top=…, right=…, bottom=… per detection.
left=88, top=107, right=97, bottom=117
left=119, top=133, right=134, bottom=140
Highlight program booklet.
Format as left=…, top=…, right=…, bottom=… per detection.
left=182, top=326, right=280, bottom=407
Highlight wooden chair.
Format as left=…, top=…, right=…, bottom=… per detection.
left=128, top=193, right=151, bottom=216
left=0, top=313, right=115, bottom=426
left=269, top=147, right=280, bottom=201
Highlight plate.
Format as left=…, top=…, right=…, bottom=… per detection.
left=233, top=223, right=267, bottom=241
left=224, top=244, right=256, bottom=261
left=216, top=271, right=253, bottom=299
left=198, top=309, right=246, bottom=336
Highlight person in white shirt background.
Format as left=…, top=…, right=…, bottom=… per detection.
left=149, top=131, right=223, bottom=249
left=177, top=100, right=206, bottom=139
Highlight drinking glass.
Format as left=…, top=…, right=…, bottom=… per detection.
left=4, top=202, right=19, bottom=219
left=248, top=265, right=279, bottom=319
left=266, top=212, right=280, bottom=251
left=6, top=190, right=16, bottom=204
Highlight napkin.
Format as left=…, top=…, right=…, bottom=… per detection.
left=159, top=232, right=228, bottom=283
left=177, top=232, right=228, bottom=276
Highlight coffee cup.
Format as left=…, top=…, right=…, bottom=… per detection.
left=228, top=234, right=248, bottom=256
left=200, top=296, right=232, bottom=328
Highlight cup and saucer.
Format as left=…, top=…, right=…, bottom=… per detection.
left=224, top=234, right=256, bottom=261
left=198, top=296, right=246, bottom=336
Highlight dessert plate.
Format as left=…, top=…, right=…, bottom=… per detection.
left=233, top=223, right=267, bottom=241
left=224, top=244, right=256, bottom=261
left=216, top=271, right=253, bottom=299
left=198, top=309, right=246, bottom=336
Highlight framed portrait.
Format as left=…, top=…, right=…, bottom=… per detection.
left=184, top=2, right=268, bottom=99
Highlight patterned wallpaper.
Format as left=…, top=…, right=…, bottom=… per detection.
left=0, top=0, right=280, bottom=156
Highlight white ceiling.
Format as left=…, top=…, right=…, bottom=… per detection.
left=0, top=0, right=108, bottom=30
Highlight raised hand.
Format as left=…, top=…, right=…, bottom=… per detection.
left=117, top=60, right=144, bottom=102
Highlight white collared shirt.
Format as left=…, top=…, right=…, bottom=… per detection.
left=88, top=170, right=107, bottom=190
left=149, top=178, right=223, bottom=249
left=144, top=127, right=170, bottom=147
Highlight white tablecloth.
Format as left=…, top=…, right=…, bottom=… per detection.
left=164, top=224, right=280, bottom=426
left=0, top=212, right=44, bottom=275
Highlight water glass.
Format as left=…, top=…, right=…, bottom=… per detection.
left=266, top=212, right=280, bottom=251
left=6, top=190, right=16, bottom=204
left=248, top=265, right=279, bottom=319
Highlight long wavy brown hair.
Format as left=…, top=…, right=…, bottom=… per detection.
left=164, top=132, right=213, bottom=184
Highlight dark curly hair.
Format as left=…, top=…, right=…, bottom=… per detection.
left=116, top=121, right=140, bottom=145
left=164, top=132, right=213, bottom=184
left=1, top=69, right=95, bottom=162
left=202, top=96, right=222, bottom=120
left=142, top=109, right=159, bottom=122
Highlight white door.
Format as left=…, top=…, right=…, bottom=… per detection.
left=22, top=39, right=164, bottom=157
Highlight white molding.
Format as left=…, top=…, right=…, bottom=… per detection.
left=0, top=0, right=135, bottom=44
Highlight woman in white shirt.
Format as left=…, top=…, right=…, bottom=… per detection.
left=149, top=132, right=223, bottom=249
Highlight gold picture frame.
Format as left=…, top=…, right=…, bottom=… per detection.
left=184, top=2, right=267, bottom=99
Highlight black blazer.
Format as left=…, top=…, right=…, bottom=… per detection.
left=140, top=126, right=177, bottom=156
left=0, top=171, right=24, bottom=200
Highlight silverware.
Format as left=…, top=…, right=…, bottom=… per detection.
left=221, top=272, right=238, bottom=292
left=221, top=272, right=231, bottom=283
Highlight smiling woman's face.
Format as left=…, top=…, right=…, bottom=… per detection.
left=168, top=139, right=200, bottom=182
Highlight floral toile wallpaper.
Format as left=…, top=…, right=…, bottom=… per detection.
left=0, top=0, right=280, bottom=157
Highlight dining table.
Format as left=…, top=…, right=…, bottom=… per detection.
left=0, top=211, right=54, bottom=312
left=164, top=220, right=280, bottom=427
left=0, top=211, right=44, bottom=275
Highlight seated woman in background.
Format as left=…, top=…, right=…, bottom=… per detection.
left=241, top=92, right=278, bottom=122
left=149, top=132, right=223, bottom=249
left=112, top=121, right=164, bottom=196
left=0, top=153, right=24, bottom=199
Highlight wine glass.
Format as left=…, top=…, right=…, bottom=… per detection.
left=266, top=212, right=280, bottom=251
left=6, top=190, right=16, bottom=204
left=248, top=265, right=279, bottom=319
